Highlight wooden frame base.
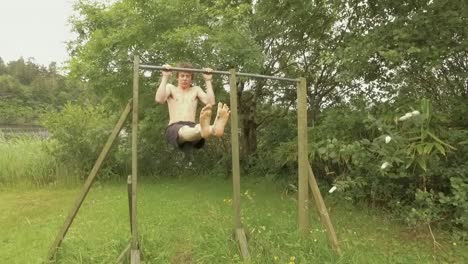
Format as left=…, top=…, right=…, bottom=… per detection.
left=46, top=101, right=133, bottom=263
left=308, top=162, right=341, bottom=255
left=235, top=228, right=250, bottom=262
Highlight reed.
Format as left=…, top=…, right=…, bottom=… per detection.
left=0, top=135, right=79, bottom=188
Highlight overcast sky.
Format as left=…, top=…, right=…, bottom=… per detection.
left=0, top=1, right=111, bottom=67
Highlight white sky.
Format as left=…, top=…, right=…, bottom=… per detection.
left=0, top=0, right=112, bottom=67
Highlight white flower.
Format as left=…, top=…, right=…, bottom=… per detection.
left=385, top=136, right=392, bottom=144
left=328, top=186, right=337, bottom=193
left=399, top=110, right=421, bottom=121
left=381, top=162, right=390, bottom=169
left=399, top=113, right=412, bottom=121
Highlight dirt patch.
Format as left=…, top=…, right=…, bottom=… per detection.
left=170, top=241, right=194, bottom=264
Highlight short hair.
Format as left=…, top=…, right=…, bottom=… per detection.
left=176, top=62, right=193, bottom=78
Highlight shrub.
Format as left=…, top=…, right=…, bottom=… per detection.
left=313, top=99, right=468, bottom=239
left=264, top=98, right=467, bottom=238
left=41, top=103, right=119, bottom=180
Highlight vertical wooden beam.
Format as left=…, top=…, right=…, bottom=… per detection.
left=116, top=175, right=133, bottom=264
left=230, top=69, right=251, bottom=261
left=131, top=55, right=140, bottom=261
left=127, top=175, right=133, bottom=232
left=131, top=250, right=141, bottom=263
left=297, top=77, right=309, bottom=234
left=229, top=69, right=242, bottom=229
left=235, top=228, right=250, bottom=261
left=308, top=162, right=341, bottom=255
left=46, top=101, right=132, bottom=262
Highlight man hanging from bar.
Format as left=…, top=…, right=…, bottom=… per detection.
left=155, top=63, right=230, bottom=150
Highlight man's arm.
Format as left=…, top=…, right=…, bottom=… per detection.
left=155, top=65, right=172, bottom=104
left=197, top=68, right=215, bottom=105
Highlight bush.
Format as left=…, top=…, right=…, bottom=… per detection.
left=308, top=99, right=468, bottom=239
left=41, top=103, right=119, bottom=180
left=264, top=99, right=467, bottom=239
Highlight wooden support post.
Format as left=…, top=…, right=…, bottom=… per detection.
left=230, top=69, right=250, bottom=261
left=297, top=77, right=309, bottom=234
left=127, top=175, right=133, bottom=232
left=131, top=55, right=140, bottom=263
left=115, top=175, right=135, bottom=264
left=131, top=250, right=141, bottom=263
left=46, top=101, right=132, bottom=262
left=230, top=69, right=242, bottom=230
left=308, top=162, right=341, bottom=255
left=115, top=242, right=131, bottom=264
left=235, top=228, right=250, bottom=262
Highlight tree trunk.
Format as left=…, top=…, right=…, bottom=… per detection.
left=308, top=90, right=321, bottom=127
left=239, top=90, right=257, bottom=158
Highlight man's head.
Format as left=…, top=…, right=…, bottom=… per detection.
left=176, top=62, right=193, bottom=90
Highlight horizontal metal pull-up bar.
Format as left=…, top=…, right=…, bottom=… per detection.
left=140, top=64, right=299, bottom=82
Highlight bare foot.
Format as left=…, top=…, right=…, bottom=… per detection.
left=200, top=104, right=212, bottom=138
left=212, top=102, right=230, bottom=138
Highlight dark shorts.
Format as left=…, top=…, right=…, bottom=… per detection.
left=165, top=121, right=205, bottom=149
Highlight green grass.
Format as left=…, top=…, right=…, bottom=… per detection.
left=0, top=136, right=80, bottom=188
left=1, top=177, right=466, bottom=264
left=0, top=136, right=51, bottom=186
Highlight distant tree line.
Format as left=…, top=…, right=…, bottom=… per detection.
left=0, top=57, right=86, bottom=125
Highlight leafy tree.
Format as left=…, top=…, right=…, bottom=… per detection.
left=0, top=58, right=86, bottom=124
left=0, top=75, right=27, bottom=100
left=0, top=57, right=6, bottom=75
left=342, top=0, right=468, bottom=106
left=66, top=0, right=267, bottom=167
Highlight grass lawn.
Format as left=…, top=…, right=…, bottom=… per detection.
left=1, top=176, right=466, bottom=263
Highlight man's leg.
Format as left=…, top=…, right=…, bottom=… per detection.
left=177, top=104, right=213, bottom=143
left=177, top=124, right=202, bottom=143
left=212, top=102, right=230, bottom=138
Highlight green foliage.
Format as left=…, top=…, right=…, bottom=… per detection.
left=0, top=57, right=86, bottom=125
left=343, top=0, right=468, bottom=107
left=439, top=177, right=468, bottom=239
left=0, top=100, right=39, bottom=125
left=67, top=0, right=264, bottom=106
left=41, top=103, right=118, bottom=179
left=64, top=0, right=268, bottom=176
left=255, top=97, right=467, bottom=238
left=302, top=99, right=468, bottom=239
left=408, top=177, right=468, bottom=241
left=0, top=136, right=64, bottom=187
left=10, top=0, right=462, bottom=240
left=0, top=74, right=27, bottom=99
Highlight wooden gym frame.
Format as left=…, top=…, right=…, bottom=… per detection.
left=46, top=55, right=340, bottom=263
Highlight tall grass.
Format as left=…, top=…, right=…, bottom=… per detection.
left=0, top=135, right=79, bottom=188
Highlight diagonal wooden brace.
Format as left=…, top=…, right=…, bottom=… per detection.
left=46, top=100, right=132, bottom=262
